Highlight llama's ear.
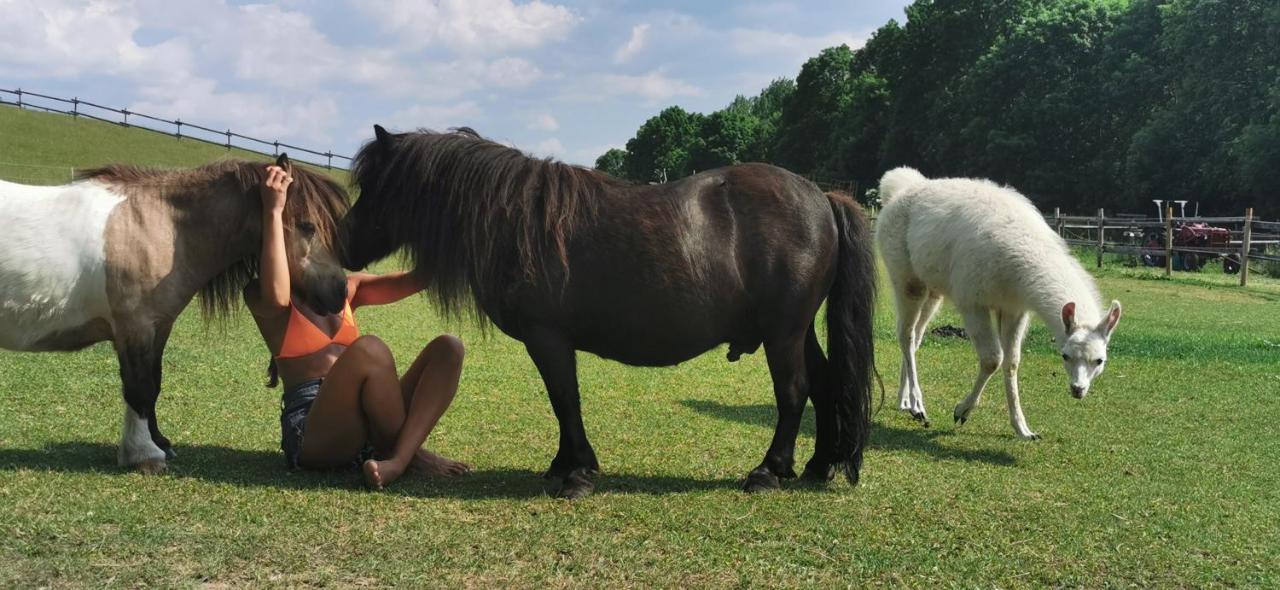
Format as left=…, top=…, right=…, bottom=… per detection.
left=1100, top=300, right=1122, bottom=339
left=1061, top=302, right=1077, bottom=332
left=373, top=124, right=391, bottom=145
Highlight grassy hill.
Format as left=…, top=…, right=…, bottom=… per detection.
left=2, top=103, right=1280, bottom=587
left=0, top=105, right=346, bottom=185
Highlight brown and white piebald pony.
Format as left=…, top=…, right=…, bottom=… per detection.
left=0, top=154, right=349, bottom=473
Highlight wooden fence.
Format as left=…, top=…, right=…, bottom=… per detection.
left=0, top=88, right=352, bottom=169
left=1048, top=207, right=1279, bottom=287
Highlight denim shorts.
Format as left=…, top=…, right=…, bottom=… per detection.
left=280, top=378, right=373, bottom=471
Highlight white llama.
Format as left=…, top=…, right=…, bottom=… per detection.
left=875, top=168, right=1122, bottom=439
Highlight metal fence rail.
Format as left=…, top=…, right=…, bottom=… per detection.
left=0, top=87, right=351, bottom=169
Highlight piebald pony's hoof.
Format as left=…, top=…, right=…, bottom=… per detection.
left=136, top=459, right=167, bottom=475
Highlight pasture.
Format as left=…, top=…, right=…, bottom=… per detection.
left=3, top=107, right=1280, bottom=587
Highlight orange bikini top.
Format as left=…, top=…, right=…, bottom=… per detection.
left=274, top=298, right=360, bottom=360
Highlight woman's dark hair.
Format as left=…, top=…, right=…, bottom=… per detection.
left=266, top=358, right=280, bottom=388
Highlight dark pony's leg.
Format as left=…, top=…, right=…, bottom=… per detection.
left=113, top=330, right=169, bottom=474
left=744, top=330, right=809, bottom=492
left=522, top=327, right=599, bottom=499
left=801, top=324, right=837, bottom=482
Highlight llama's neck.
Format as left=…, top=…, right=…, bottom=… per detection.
left=1026, top=261, right=1103, bottom=342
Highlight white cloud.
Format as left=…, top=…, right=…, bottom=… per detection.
left=602, top=70, right=705, bottom=104
left=613, top=23, right=650, bottom=64
left=736, top=2, right=801, bottom=19
left=527, top=137, right=565, bottom=158
left=376, top=102, right=484, bottom=133
left=528, top=113, right=559, bottom=132
left=484, top=57, right=544, bottom=88
left=131, top=80, right=340, bottom=145
left=0, top=1, right=194, bottom=86
left=353, top=0, right=578, bottom=54
left=728, top=28, right=867, bottom=59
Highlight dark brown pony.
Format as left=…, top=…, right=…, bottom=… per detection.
left=342, top=126, right=876, bottom=497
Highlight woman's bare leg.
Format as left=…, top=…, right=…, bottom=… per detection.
left=296, top=336, right=405, bottom=468
left=363, top=335, right=466, bottom=489
left=394, top=337, right=472, bottom=477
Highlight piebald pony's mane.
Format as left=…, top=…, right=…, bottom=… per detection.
left=351, top=127, right=625, bottom=319
left=76, top=160, right=350, bottom=319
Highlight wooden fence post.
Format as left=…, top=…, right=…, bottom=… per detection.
left=1164, top=207, right=1173, bottom=276
left=1240, top=208, right=1254, bottom=287
left=1097, top=208, right=1105, bottom=268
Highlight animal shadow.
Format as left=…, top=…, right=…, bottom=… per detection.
left=681, top=400, right=1016, bottom=466
left=0, top=442, right=743, bottom=498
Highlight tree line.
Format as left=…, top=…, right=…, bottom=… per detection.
left=595, top=0, right=1279, bottom=214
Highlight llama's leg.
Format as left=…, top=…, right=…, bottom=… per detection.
left=998, top=310, right=1038, bottom=440
left=892, top=285, right=927, bottom=421
left=953, top=307, right=1002, bottom=426
left=907, top=293, right=944, bottom=422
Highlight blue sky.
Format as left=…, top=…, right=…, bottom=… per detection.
left=0, top=0, right=912, bottom=166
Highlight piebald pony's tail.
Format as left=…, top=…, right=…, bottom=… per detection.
left=878, top=167, right=927, bottom=204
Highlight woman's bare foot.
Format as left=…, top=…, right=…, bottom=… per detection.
left=362, top=458, right=407, bottom=490
left=410, top=449, right=471, bottom=477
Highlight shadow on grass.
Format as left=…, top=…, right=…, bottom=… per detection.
left=682, top=400, right=1016, bottom=466
left=0, top=442, right=744, bottom=498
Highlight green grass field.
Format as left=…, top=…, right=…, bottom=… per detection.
left=3, top=106, right=1280, bottom=587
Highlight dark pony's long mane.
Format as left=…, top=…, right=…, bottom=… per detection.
left=351, top=128, right=623, bottom=320
left=76, top=160, right=350, bottom=319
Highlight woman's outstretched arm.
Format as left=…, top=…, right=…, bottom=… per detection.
left=349, top=272, right=426, bottom=309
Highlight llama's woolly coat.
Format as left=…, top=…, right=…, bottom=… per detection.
left=875, top=167, right=1104, bottom=329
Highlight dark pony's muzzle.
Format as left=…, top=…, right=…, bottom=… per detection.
left=307, top=275, right=348, bottom=315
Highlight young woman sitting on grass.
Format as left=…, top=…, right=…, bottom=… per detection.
left=244, top=163, right=469, bottom=489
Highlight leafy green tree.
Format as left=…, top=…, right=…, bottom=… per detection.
left=593, top=148, right=628, bottom=179
left=773, top=45, right=856, bottom=175
left=624, top=106, right=705, bottom=182
left=1125, top=0, right=1280, bottom=213
left=691, top=108, right=765, bottom=171
left=946, top=0, right=1124, bottom=208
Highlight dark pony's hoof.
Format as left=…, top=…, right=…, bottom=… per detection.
left=743, top=467, right=781, bottom=493
left=799, top=462, right=835, bottom=484
left=551, top=468, right=596, bottom=499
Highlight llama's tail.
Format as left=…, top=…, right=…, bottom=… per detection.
left=825, top=191, right=877, bottom=485
left=878, top=167, right=927, bottom=204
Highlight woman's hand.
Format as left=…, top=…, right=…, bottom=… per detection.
left=261, top=165, right=293, bottom=213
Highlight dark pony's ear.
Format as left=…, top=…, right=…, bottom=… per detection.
left=276, top=152, right=291, bottom=170
left=374, top=124, right=391, bottom=145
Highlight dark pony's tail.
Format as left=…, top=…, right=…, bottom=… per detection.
left=825, top=192, right=877, bottom=485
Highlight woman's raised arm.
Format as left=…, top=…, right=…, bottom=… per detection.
left=248, top=165, right=293, bottom=316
